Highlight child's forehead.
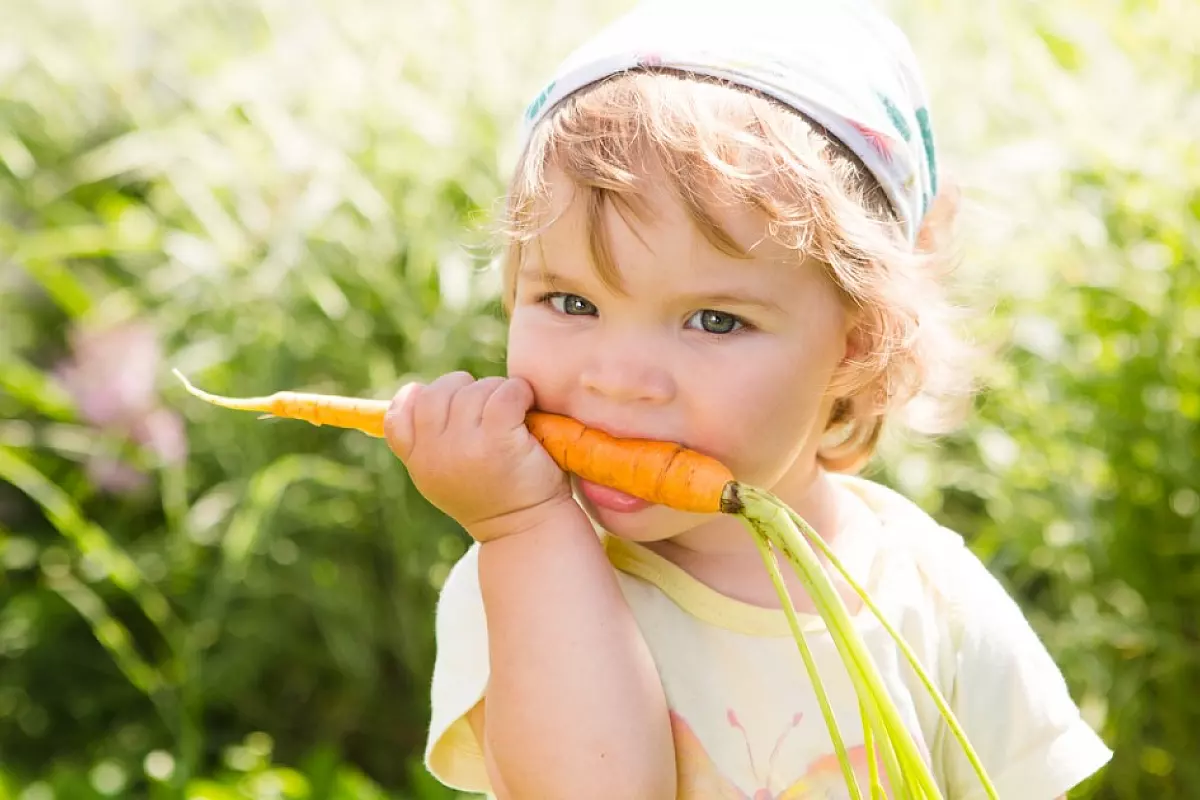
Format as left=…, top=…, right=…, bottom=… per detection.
left=533, top=162, right=792, bottom=266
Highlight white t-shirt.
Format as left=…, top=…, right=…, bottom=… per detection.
left=424, top=474, right=1112, bottom=798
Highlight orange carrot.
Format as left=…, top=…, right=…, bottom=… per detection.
left=173, top=369, right=392, bottom=437
left=525, top=412, right=735, bottom=514
left=173, top=370, right=738, bottom=514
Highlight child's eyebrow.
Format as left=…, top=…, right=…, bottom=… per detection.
left=517, top=265, right=564, bottom=283
left=678, top=290, right=787, bottom=314
left=517, top=266, right=593, bottom=292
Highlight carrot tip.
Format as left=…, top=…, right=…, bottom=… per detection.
left=173, top=368, right=221, bottom=403
left=171, top=367, right=195, bottom=392
left=171, top=367, right=275, bottom=413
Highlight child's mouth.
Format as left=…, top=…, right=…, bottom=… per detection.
left=577, top=478, right=653, bottom=513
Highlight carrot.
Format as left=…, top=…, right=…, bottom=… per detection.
left=173, top=369, right=392, bottom=437
left=524, top=412, right=736, bottom=515
left=173, top=370, right=737, bottom=514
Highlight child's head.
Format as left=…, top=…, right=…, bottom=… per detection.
left=498, top=0, right=974, bottom=531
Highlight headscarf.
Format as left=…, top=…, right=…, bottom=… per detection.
left=518, top=0, right=939, bottom=245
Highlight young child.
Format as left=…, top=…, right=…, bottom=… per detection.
left=383, top=0, right=1113, bottom=796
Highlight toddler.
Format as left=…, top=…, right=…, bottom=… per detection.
left=383, top=0, right=1113, bottom=796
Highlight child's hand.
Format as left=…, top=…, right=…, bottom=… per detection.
left=383, top=371, right=576, bottom=542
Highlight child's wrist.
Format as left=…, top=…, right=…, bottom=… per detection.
left=466, top=493, right=589, bottom=543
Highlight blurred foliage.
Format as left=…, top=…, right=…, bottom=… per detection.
left=0, top=0, right=1196, bottom=797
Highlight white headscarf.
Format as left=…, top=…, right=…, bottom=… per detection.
left=518, top=0, right=939, bottom=245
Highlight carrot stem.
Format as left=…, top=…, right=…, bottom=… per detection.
left=744, top=520, right=862, bottom=800
left=778, top=504, right=999, bottom=800
left=862, top=702, right=884, bottom=799
left=736, top=485, right=944, bottom=799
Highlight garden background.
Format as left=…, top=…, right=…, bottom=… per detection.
left=2, top=0, right=1197, bottom=797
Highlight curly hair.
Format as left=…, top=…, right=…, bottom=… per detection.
left=497, top=70, right=977, bottom=473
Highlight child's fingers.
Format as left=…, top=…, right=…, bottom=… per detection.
left=446, top=375, right=506, bottom=426
left=480, top=376, right=536, bottom=431
left=413, top=371, right=475, bottom=436
left=383, top=381, right=425, bottom=462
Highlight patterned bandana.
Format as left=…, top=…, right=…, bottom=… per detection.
left=518, top=0, right=939, bottom=245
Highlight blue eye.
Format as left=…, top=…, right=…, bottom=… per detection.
left=687, top=309, right=744, bottom=334
left=545, top=293, right=597, bottom=315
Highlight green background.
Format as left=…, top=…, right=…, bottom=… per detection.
left=2, top=0, right=1196, bottom=797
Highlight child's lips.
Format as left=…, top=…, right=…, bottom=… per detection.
left=577, top=478, right=653, bottom=513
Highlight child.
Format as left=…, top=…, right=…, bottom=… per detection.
left=383, top=0, right=1113, bottom=796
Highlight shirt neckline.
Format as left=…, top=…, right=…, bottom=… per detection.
left=602, top=474, right=891, bottom=638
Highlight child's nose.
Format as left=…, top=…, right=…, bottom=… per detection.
left=580, top=352, right=674, bottom=405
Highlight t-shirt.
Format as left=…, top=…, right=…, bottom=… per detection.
left=423, top=474, right=1112, bottom=798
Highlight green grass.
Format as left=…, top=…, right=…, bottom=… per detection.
left=1, top=0, right=1198, bottom=796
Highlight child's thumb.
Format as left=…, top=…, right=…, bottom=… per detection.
left=383, top=381, right=424, bottom=462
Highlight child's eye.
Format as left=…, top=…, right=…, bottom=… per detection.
left=686, top=309, right=745, bottom=335
left=543, top=292, right=598, bottom=316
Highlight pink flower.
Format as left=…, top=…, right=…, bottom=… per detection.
left=55, top=321, right=161, bottom=428
left=54, top=320, right=188, bottom=495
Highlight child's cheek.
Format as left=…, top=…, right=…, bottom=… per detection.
left=505, top=314, right=572, bottom=410
left=704, top=378, right=822, bottom=482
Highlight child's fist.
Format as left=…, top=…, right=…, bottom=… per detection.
left=383, top=372, right=575, bottom=542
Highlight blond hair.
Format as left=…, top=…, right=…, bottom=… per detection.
left=498, top=70, right=976, bottom=473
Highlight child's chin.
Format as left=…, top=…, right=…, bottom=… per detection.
left=583, top=503, right=679, bottom=543
left=568, top=482, right=686, bottom=541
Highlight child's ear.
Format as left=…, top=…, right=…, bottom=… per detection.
left=827, top=323, right=870, bottom=402
left=841, top=323, right=868, bottom=364
left=836, top=320, right=870, bottom=375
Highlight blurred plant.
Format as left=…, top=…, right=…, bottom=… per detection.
left=0, top=0, right=1196, bottom=797
left=0, top=732, right=472, bottom=800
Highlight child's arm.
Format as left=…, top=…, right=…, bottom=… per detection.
left=384, top=373, right=675, bottom=798
left=470, top=507, right=676, bottom=799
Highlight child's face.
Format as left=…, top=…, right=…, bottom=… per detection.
left=506, top=166, right=855, bottom=541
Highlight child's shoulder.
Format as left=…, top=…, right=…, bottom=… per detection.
left=832, top=473, right=1009, bottom=632
left=835, top=474, right=969, bottom=569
